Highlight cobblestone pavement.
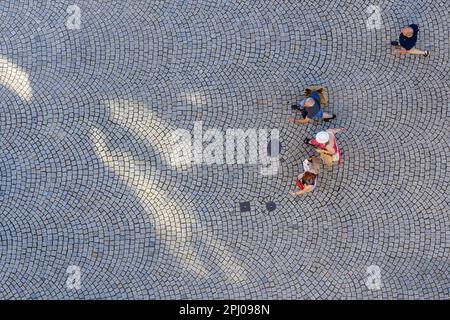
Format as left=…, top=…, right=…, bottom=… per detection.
left=0, top=0, right=449, bottom=299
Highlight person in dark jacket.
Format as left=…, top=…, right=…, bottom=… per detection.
left=288, top=90, right=336, bottom=124
left=391, top=24, right=429, bottom=57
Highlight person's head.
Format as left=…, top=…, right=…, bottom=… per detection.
left=401, top=26, right=414, bottom=38
left=296, top=171, right=317, bottom=189
left=315, top=131, right=330, bottom=145
left=304, top=97, right=315, bottom=108
left=302, top=171, right=316, bottom=182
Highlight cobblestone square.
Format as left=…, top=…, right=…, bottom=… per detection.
left=0, top=0, right=448, bottom=299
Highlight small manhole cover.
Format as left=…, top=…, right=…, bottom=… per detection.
left=266, top=201, right=276, bottom=212
left=239, top=201, right=250, bottom=212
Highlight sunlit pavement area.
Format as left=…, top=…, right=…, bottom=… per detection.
left=0, top=0, right=449, bottom=299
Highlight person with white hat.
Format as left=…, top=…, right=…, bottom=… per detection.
left=305, top=128, right=344, bottom=168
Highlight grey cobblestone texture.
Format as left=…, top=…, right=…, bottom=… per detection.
left=0, top=0, right=449, bottom=299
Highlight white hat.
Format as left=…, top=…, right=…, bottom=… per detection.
left=316, top=131, right=330, bottom=144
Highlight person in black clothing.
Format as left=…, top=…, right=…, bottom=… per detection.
left=391, top=24, right=429, bottom=57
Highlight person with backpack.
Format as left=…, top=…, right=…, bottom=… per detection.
left=305, top=129, right=344, bottom=169
left=290, top=156, right=321, bottom=196
left=288, top=90, right=336, bottom=124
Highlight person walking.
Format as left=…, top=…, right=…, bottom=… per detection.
left=305, top=129, right=344, bottom=169
left=289, top=90, right=336, bottom=124
left=290, top=156, right=321, bottom=196
left=391, top=24, right=429, bottom=57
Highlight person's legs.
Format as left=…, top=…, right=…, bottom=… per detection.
left=323, top=112, right=336, bottom=121
left=394, top=47, right=429, bottom=56
left=407, top=48, right=429, bottom=56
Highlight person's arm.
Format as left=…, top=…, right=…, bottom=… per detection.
left=290, top=185, right=314, bottom=196
left=298, top=117, right=310, bottom=124
left=395, top=48, right=411, bottom=54
left=288, top=116, right=310, bottom=124
left=327, top=128, right=345, bottom=134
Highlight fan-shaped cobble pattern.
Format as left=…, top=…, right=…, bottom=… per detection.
left=0, top=0, right=448, bottom=299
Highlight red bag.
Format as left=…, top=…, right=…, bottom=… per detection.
left=296, top=179, right=304, bottom=190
